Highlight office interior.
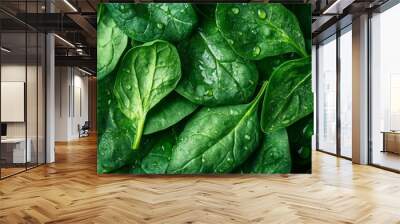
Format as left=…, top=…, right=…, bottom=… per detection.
left=0, top=0, right=96, bottom=179
left=314, top=0, right=400, bottom=172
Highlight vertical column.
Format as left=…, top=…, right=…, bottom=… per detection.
left=352, top=14, right=369, bottom=164
left=46, top=1, right=55, bottom=163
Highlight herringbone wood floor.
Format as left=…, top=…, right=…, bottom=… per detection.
left=1, top=135, right=400, bottom=224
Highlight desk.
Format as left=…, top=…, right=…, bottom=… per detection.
left=1, top=138, right=31, bottom=163
left=382, top=131, right=400, bottom=154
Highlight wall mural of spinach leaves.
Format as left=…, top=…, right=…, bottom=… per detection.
left=97, top=3, right=313, bottom=175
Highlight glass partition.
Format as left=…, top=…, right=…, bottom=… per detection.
left=339, top=26, right=352, bottom=158
left=0, top=1, right=46, bottom=179
left=370, top=3, right=400, bottom=171
left=317, top=35, right=337, bottom=154
left=1, top=30, right=28, bottom=177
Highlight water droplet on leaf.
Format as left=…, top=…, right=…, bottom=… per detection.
left=204, top=89, right=213, bottom=97
left=157, top=23, right=164, bottom=29
left=257, top=9, right=267, bottom=19
left=231, top=7, right=240, bottom=14
left=263, top=27, right=271, bottom=36
left=252, top=46, right=261, bottom=57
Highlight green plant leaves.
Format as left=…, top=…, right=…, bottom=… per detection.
left=216, top=3, right=306, bottom=60
left=176, top=20, right=258, bottom=106
left=98, top=128, right=135, bottom=174
left=144, top=92, right=198, bottom=135
left=97, top=3, right=313, bottom=175
left=97, top=5, right=128, bottom=80
left=261, top=57, right=312, bottom=132
left=130, top=129, right=179, bottom=174
left=106, top=3, right=198, bottom=43
left=97, top=73, right=116, bottom=138
left=287, top=114, right=313, bottom=173
left=243, top=129, right=291, bottom=174
left=113, top=40, right=181, bottom=149
left=167, top=104, right=260, bottom=174
left=166, top=83, right=267, bottom=174
left=255, top=53, right=297, bottom=82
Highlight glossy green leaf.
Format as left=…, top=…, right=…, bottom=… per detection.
left=144, top=92, right=198, bottom=135
left=243, top=129, right=291, bottom=174
left=261, top=57, right=312, bottom=132
left=97, top=5, right=128, bottom=80
left=130, top=129, right=179, bottom=174
left=106, top=3, right=197, bottom=42
left=287, top=114, right=313, bottom=173
left=216, top=3, right=307, bottom=60
left=167, top=83, right=268, bottom=174
left=97, top=128, right=135, bottom=174
left=287, top=4, right=312, bottom=54
left=255, top=53, right=297, bottom=81
left=114, top=40, right=181, bottom=149
left=176, top=20, right=258, bottom=106
left=97, top=73, right=116, bottom=138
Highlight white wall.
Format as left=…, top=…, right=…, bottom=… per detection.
left=55, top=67, right=89, bottom=141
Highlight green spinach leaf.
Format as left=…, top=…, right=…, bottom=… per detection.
left=106, top=3, right=197, bottom=43
left=98, top=128, right=135, bottom=174
left=287, top=114, right=313, bottom=173
left=131, top=128, right=179, bottom=174
left=114, top=40, right=181, bottom=150
left=97, top=5, right=128, bottom=80
left=286, top=4, right=312, bottom=54
left=97, top=73, right=116, bottom=138
left=261, top=57, right=312, bottom=132
left=255, top=53, right=297, bottom=81
left=167, top=82, right=268, bottom=174
left=144, top=92, right=198, bottom=135
left=176, top=20, right=258, bottom=106
left=216, top=3, right=307, bottom=60
left=243, top=129, right=291, bottom=174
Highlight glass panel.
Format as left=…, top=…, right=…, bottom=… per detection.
left=1, top=30, right=27, bottom=177
left=339, top=27, right=352, bottom=158
left=371, top=4, right=400, bottom=171
left=27, top=31, right=38, bottom=169
left=317, top=35, right=337, bottom=154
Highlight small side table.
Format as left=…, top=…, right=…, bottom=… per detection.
left=381, top=131, right=400, bottom=154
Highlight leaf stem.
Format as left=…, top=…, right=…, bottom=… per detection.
left=132, top=118, right=145, bottom=150
left=291, top=42, right=308, bottom=58
left=249, top=80, right=269, bottom=113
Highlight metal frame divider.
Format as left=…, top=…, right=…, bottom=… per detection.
left=336, top=26, right=342, bottom=158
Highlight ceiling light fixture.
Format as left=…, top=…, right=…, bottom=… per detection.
left=1, top=47, right=11, bottom=53
left=54, top=34, right=75, bottom=48
left=63, top=0, right=78, bottom=12
left=77, top=67, right=93, bottom=76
